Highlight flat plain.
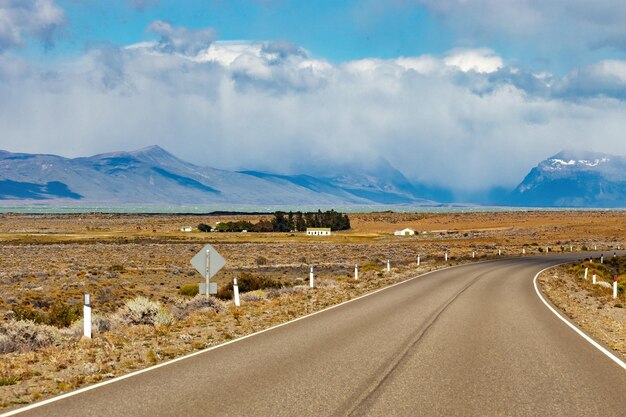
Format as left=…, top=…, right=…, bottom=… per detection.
left=0, top=210, right=624, bottom=410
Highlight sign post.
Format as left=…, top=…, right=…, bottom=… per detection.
left=205, top=249, right=210, bottom=299
left=191, top=244, right=226, bottom=298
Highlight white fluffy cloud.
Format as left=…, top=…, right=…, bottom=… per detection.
left=2, top=21, right=626, bottom=194
left=444, top=48, right=502, bottom=73
left=0, top=0, right=65, bottom=51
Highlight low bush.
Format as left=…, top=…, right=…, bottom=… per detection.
left=0, top=320, right=61, bottom=354
left=266, top=286, right=307, bottom=299
left=171, top=295, right=225, bottom=320
left=217, top=273, right=283, bottom=300
left=178, top=284, right=199, bottom=297
left=12, top=301, right=81, bottom=328
left=360, top=261, right=383, bottom=273
left=240, top=290, right=266, bottom=302
left=117, top=297, right=173, bottom=327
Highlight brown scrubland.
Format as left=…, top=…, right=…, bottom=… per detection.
left=0, top=210, right=624, bottom=409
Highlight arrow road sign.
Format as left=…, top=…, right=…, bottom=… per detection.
left=191, top=244, right=226, bottom=279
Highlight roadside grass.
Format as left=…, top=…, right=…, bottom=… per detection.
left=539, top=257, right=626, bottom=363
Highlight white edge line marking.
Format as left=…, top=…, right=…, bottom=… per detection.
left=533, top=265, right=626, bottom=371
left=2, top=260, right=490, bottom=416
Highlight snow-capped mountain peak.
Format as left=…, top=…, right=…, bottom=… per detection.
left=508, top=150, right=626, bottom=207
left=546, top=157, right=611, bottom=170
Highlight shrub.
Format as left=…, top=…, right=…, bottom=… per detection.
left=172, top=295, right=225, bottom=320
left=255, top=256, right=268, bottom=266
left=217, top=273, right=283, bottom=299
left=47, top=302, right=82, bottom=328
left=118, top=297, right=173, bottom=327
left=178, top=284, right=199, bottom=297
left=154, top=309, right=174, bottom=327
left=0, top=320, right=61, bottom=354
left=93, top=315, right=112, bottom=333
left=12, top=301, right=81, bottom=328
left=241, top=290, right=266, bottom=302
left=361, top=261, right=383, bottom=273
left=266, top=286, right=307, bottom=299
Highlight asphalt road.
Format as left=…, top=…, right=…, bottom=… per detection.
left=6, top=254, right=626, bottom=416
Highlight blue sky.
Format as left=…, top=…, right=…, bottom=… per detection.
left=46, top=1, right=448, bottom=62
left=2, top=0, right=626, bottom=193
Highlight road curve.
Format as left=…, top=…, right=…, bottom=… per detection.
left=5, top=254, right=626, bottom=417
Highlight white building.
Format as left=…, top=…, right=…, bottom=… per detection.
left=394, top=228, right=415, bottom=236
left=180, top=226, right=193, bottom=232
left=306, top=228, right=331, bottom=236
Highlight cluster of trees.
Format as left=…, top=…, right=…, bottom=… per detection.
left=197, top=210, right=350, bottom=233
left=276, top=210, right=351, bottom=232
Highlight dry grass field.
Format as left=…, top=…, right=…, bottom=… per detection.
left=0, top=210, right=624, bottom=409
left=539, top=256, right=626, bottom=359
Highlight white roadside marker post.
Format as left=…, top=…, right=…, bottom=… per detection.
left=472, top=251, right=475, bottom=259
left=387, top=259, right=390, bottom=272
left=310, top=266, right=314, bottom=288
left=355, top=264, right=359, bottom=280
left=445, top=251, right=448, bottom=262
left=593, top=274, right=597, bottom=284
left=233, top=277, right=240, bottom=307
left=83, top=293, right=92, bottom=339
left=570, top=245, right=573, bottom=252
left=594, top=244, right=597, bottom=251
left=522, top=248, right=526, bottom=255
left=417, top=255, right=420, bottom=267
left=546, top=247, right=549, bottom=254
left=584, top=267, right=589, bottom=280
left=613, top=276, right=618, bottom=299
left=601, top=255, right=604, bottom=264
left=498, top=249, right=502, bottom=256
left=205, top=249, right=210, bottom=300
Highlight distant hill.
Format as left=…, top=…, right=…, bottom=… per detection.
left=0, top=146, right=435, bottom=206
left=507, top=150, right=626, bottom=207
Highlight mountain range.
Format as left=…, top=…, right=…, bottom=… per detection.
left=0, top=146, right=433, bottom=206
left=0, top=146, right=624, bottom=208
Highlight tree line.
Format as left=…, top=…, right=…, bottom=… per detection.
left=197, top=210, right=350, bottom=233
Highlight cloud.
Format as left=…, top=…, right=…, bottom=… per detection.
left=0, top=0, right=66, bottom=52
left=444, top=48, right=502, bottom=74
left=147, top=20, right=217, bottom=56
left=416, top=0, right=626, bottom=54
left=2, top=32, right=626, bottom=194
left=555, top=60, right=626, bottom=100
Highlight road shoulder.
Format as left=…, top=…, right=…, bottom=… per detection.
left=538, top=265, right=626, bottom=362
